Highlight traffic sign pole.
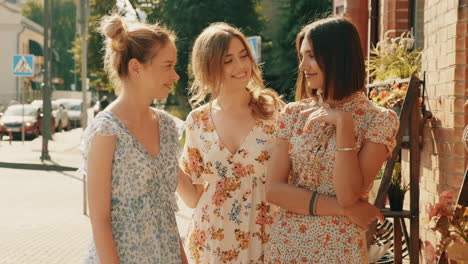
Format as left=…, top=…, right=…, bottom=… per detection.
left=41, top=0, right=52, bottom=161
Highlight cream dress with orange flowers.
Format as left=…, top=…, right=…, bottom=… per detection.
left=180, top=104, right=278, bottom=264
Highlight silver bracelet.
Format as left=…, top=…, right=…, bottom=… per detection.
left=335, top=147, right=357, bottom=151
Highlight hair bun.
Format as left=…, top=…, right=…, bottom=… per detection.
left=100, top=15, right=128, bottom=52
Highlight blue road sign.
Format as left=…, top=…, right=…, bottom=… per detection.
left=247, top=36, right=261, bottom=63
left=13, top=55, right=34, bottom=77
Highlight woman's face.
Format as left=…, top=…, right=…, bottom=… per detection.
left=139, top=41, right=180, bottom=100
left=221, top=37, right=252, bottom=91
left=299, top=37, right=324, bottom=92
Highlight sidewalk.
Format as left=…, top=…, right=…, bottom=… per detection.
left=0, top=127, right=193, bottom=263
left=0, top=128, right=83, bottom=171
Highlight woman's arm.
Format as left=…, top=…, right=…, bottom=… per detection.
left=87, top=134, right=120, bottom=264
left=179, top=238, right=188, bottom=264
left=176, top=169, right=204, bottom=209
left=265, top=137, right=383, bottom=229
left=333, top=113, right=388, bottom=207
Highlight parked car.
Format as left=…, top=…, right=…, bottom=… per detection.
left=55, top=99, right=82, bottom=128
left=0, top=104, right=55, bottom=139
left=31, top=100, right=70, bottom=132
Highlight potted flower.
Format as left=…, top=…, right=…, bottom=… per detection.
left=387, top=162, right=409, bottom=211
left=366, top=31, right=422, bottom=83
left=423, top=190, right=468, bottom=264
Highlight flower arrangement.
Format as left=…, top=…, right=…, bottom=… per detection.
left=423, top=190, right=468, bottom=263
left=366, top=31, right=422, bottom=82
left=370, top=83, right=408, bottom=109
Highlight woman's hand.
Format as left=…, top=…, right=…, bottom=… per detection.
left=302, top=107, right=353, bottom=131
left=342, top=200, right=384, bottom=230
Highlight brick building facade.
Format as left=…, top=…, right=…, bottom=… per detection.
left=333, top=0, right=467, bottom=263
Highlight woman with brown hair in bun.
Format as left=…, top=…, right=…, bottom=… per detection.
left=80, top=14, right=187, bottom=263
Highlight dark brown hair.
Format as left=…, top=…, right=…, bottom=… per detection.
left=99, top=14, right=176, bottom=94
left=295, top=16, right=365, bottom=101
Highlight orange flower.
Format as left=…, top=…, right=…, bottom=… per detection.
left=279, top=121, right=285, bottom=129
left=299, top=224, right=308, bottom=233
left=322, top=234, right=330, bottom=248
left=355, top=109, right=365, bottom=116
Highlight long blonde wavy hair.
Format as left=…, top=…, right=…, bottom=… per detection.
left=189, top=22, right=281, bottom=120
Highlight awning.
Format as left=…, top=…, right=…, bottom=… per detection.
left=29, top=40, right=43, bottom=56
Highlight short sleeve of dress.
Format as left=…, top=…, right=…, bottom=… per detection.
left=179, top=112, right=204, bottom=184
left=156, top=109, right=186, bottom=159
left=365, top=108, right=400, bottom=159
left=274, top=103, right=296, bottom=140
left=78, top=112, right=128, bottom=175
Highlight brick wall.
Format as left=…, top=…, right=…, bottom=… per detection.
left=415, top=0, right=467, bottom=262
left=379, top=0, right=411, bottom=39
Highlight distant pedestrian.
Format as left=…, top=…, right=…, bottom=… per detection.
left=99, top=96, right=110, bottom=112
left=80, top=14, right=187, bottom=264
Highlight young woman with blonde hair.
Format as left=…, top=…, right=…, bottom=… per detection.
left=176, top=22, right=282, bottom=263
left=81, top=14, right=187, bottom=263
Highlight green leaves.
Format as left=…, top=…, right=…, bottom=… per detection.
left=366, top=31, right=422, bottom=82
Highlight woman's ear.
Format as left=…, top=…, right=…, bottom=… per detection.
left=128, top=58, right=141, bottom=78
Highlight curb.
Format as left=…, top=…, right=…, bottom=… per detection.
left=0, top=162, right=78, bottom=171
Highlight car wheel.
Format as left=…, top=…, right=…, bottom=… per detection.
left=56, top=121, right=62, bottom=132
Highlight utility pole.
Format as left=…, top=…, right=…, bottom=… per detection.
left=41, top=0, right=53, bottom=161
left=78, top=0, right=90, bottom=129
left=78, top=0, right=90, bottom=216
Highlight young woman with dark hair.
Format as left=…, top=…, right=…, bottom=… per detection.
left=265, top=17, right=399, bottom=263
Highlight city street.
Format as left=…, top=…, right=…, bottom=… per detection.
left=0, top=129, right=192, bottom=264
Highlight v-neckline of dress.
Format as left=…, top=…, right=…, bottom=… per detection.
left=208, top=103, right=256, bottom=157
left=105, top=108, right=162, bottom=160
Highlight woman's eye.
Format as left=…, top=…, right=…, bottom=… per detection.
left=224, top=60, right=232, bottom=64
left=309, top=55, right=315, bottom=58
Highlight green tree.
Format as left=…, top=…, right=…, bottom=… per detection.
left=70, top=0, right=116, bottom=92
left=22, top=0, right=77, bottom=91
left=262, top=0, right=331, bottom=101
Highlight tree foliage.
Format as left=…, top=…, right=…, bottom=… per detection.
left=22, top=0, right=77, bottom=91
left=262, top=0, right=331, bottom=101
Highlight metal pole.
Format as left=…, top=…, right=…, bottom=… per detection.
left=41, top=0, right=52, bottom=161
left=78, top=0, right=90, bottom=216
left=80, top=0, right=89, bottom=130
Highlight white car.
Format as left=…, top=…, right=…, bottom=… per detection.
left=31, top=100, right=71, bottom=132
left=56, top=99, right=82, bottom=127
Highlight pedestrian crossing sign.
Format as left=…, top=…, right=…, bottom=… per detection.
left=247, top=36, right=261, bottom=63
left=13, top=55, right=34, bottom=77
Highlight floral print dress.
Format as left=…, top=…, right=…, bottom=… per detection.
left=180, top=104, right=278, bottom=264
left=265, top=93, right=399, bottom=264
left=80, top=108, right=183, bottom=264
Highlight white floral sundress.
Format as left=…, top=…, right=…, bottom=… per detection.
left=180, top=104, right=278, bottom=264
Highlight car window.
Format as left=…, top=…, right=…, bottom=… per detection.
left=4, top=106, right=37, bottom=117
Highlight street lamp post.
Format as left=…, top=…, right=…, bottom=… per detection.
left=78, top=0, right=90, bottom=129
left=41, top=0, right=53, bottom=161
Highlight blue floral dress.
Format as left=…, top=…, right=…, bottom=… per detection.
left=80, top=108, right=183, bottom=264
